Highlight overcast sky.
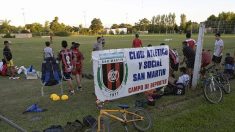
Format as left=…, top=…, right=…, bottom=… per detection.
left=0, top=0, right=234, bottom=27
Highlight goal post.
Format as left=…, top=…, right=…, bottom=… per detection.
left=192, top=23, right=205, bottom=89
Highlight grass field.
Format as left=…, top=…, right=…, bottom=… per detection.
left=0, top=34, right=235, bottom=132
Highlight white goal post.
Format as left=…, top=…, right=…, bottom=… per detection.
left=192, top=23, right=205, bottom=89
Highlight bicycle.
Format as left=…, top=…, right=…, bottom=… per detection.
left=90, top=104, right=152, bottom=132
left=200, top=65, right=231, bottom=104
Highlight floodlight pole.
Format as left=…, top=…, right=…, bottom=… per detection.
left=125, top=13, right=128, bottom=24
left=192, top=23, right=205, bottom=89
left=22, top=8, right=26, bottom=26
left=83, top=11, right=87, bottom=28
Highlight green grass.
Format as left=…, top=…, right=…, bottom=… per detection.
left=0, top=34, right=235, bottom=132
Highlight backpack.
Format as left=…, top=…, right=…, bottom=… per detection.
left=41, top=57, right=62, bottom=86
left=83, top=115, right=96, bottom=127
left=163, top=83, right=185, bottom=96
left=63, top=120, right=84, bottom=132
left=173, top=83, right=185, bottom=95
left=43, top=125, right=63, bottom=132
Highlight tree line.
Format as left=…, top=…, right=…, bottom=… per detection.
left=205, top=12, right=235, bottom=34
left=0, top=12, right=234, bottom=37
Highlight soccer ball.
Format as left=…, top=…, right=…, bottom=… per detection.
left=61, top=95, right=69, bottom=101
left=52, top=95, right=60, bottom=101
left=50, top=93, right=58, bottom=99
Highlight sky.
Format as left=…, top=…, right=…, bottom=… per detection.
left=0, top=0, right=234, bottom=28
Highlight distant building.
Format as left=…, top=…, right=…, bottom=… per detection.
left=106, top=28, right=127, bottom=35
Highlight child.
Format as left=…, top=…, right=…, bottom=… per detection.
left=0, top=59, right=7, bottom=76
left=3, top=41, right=17, bottom=79
left=166, top=67, right=189, bottom=95
left=201, top=49, right=212, bottom=68
left=43, top=41, right=53, bottom=59
left=176, top=67, right=190, bottom=87
left=57, top=40, right=75, bottom=95
left=224, top=53, right=235, bottom=77
left=71, top=42, right=84, bottom=91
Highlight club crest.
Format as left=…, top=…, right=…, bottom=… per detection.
left=97, top=52, right=128, bottom=98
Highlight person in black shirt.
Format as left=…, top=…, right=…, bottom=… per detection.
left=180, top=41, right=195, bottom=85
left=3, top=41, right=16, bottom=79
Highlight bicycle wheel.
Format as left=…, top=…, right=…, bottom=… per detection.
left=92, top=117, right=110, bottom=132
left=132, top=108, right=152, bottom=131
left=219, top=74, right=231, bottom=94
left=203, top=79, right=223, bottom=104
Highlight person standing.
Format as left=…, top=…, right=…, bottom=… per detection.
left=132, top=34, right=143, bottom=48
left=49, top=33, right=53, bottom=44
left=43, top=41, right=54, bottom=59
left=185, top=32, right=196, bottom=51
left=3, top=41, right=17, bottom=79
left=93, top=37, right=103, bottom=51
left=71, top=42, right=84, bottom=91
left=180, top=41, right=195, bottom=86
left=101, top=35, right=105, bottom=48
left=212, top=33, right=224, bottom=68
left=57, top=40, right=75, bottom=95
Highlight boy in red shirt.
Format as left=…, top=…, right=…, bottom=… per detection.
left=185, top=32, right=196, bottom=51
left=201, top=49, right=212, bottom=68
left=132, top=34, right=143, bottom=48
left=71, top=42, right=84, bottom=91
left=58, top=40, right=75, bottom=94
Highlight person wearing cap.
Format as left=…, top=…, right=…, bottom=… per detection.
left=3, top=41, right=16, bottom=79
left=71, top=42, right=84, bottom=91
left=212, top=33, right=224, bottom=68
left=132, top=34, right=143, bottom=48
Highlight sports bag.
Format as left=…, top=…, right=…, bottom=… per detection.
left=83, top=115, right=96, bottom=127
left=173, top=83, right=185, bottom=95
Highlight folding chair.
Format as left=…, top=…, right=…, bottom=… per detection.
left=40, top=57, right=63, bottom=96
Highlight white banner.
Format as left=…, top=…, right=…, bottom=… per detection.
left=92, top=46, right=169, bottom=101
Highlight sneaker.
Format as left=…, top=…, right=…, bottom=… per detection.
left=77, top=86, right=82, bottom=91
left=13, top=77, right=20, bottom=80
left=69, top=90, right=75, bottom=95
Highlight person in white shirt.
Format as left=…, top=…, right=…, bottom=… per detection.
left=43, top=41, right=54, bottom=59
left=212, top=33, right=224, bottom=68
left=176, top=67, right=190, bottom=87
left=93, top=37, right=103, bottom=51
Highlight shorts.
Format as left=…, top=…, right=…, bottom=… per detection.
left=7, top=59, right=14, bottom=67
left=171, top=63, right=179, bottom=71
left=63, top=72, right=72, bottom=80
left=72, top=65, right=82, bottom=75
left=212, top=55, right=222, bottom=64
left=186, top=59, right=195, bottom=69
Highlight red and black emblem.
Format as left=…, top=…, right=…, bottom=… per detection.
left=102, top=62, right=124, bottom=90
